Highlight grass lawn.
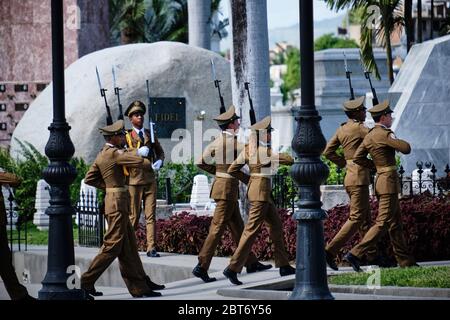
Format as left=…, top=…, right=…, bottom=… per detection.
left=8, top=222, right=79, bottom=246
left=328, top=266, right=450, bottom=288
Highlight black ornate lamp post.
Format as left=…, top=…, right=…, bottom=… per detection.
left=289, top=0, right=333, bottom=300
left=38, top=0, right=86, bottom=300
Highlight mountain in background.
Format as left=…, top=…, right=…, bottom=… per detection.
left=269, top=14, right=345, bottom=48
left=220, top=14, right=345, bottom=51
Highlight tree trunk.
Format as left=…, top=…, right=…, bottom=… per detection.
left=230, top=0, right=270, bottom=128
left=230, top=0, right=270, bottom=218
left=121, top=27, right=140, bottom=44
left=385, top=24, right=394, bottom=84
left=417, top=0, right=423, bottom=43
left=430, top=0, right=434, bottom=39
left=188, top=0, right=212, bottom=49
left=404, top=0, right=413, bottom=52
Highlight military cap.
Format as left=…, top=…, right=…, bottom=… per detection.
left=125, top=100, right=146, bottom=117
left=368, top=100, right=393, bottom=117
left=99, top=120, right=126, bottom=136
left=250, top=116, right=273, bottom=131
left=213, top=105, right=240, bottom=125
left=343, top=96, right=366, bottom=111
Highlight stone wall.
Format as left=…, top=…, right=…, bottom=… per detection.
left=0, top=0, right=109, bottom=148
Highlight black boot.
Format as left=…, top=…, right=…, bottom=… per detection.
left=145, top=275, right=165, bottom=290
left=82, top=286, right=103, bottom=297
left=246, top=261, right=273, bottom=273
left=132, top=290, right=162, bottom=298
left=192, top=264, right=217, bottom=283
left=325, top=250, right=339, bottom=271
left=344, top=252, right=362, bottom=272
left=279, top=265, right=296, bottom=276
left=223, top=267, right=243, bottom=285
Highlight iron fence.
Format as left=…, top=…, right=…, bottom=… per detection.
left=271, top=172, right=296, bottom=212
left=325, top=161, right=450, bottom=196
left=6, top=189, right=27, bottom=252
left=77, top=190, right=105, bottom=247
left=399, top=162, right=450, bottom=197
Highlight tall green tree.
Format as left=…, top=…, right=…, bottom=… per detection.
left=314, top=33, right=359, bottom=51
left=325, top=0, right=404, bottom=84
left=280, top=47, right=300, bottom=104
left=110, top=0, right=189, bottom=44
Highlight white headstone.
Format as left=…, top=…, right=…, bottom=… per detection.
left=33, top=179, right=50, bottom=231
left=412, top=168, right=434, bottom=194
left=77, top=179, right=98, bottom=226
left=190, top=175, right=213, bottom=210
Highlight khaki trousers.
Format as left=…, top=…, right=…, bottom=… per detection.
left=351, top=194, right=415, bottom=267
left=326, top=185, right=377, bottom=260
left=129, top=183, right=157, bottom=252
left=228, top=200, right=290, bottom=273
left=0, top=221, right=28, bottom=300
left=198, top=200, right=257, bottom=270
left=81, top=192, right=149, bottom=296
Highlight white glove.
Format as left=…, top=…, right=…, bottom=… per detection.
left=137, top=146, right=150, bottom=157
left=152, top=159, right=163, bottom=171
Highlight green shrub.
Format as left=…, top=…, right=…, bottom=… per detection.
left=157, top=160, right=203, bottom=203
left=0, top=140, right=91, bottom=224
left=69, top=157, right=90, bottom=205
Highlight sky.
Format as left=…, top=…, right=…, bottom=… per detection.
left=219, top=0, right=344, bottom=29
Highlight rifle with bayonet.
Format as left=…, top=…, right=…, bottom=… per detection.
left=146, top=80, right=156, bottom=160
left=96, top=66, right=113, bottom=125
left=244, top=82, right=257, bottom=126
left=363, top=66, right=379, bottom=106
left=210, top=59, right=226, bottom=114
left=343, top=51, right=355, bottom=100
left=112, top=66, right=124, bottom=120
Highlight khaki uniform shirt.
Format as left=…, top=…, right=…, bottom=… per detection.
left=126, top=128, right=165, bottom=185
left=197, top=132, right=249, bottom=201
left=85, top=144, right=151, bottom=190
left=228, top=145, right=294, bottom=202
left=354, top=125, right=411, bottom=194
left=323, top=119, right=371, bottom=186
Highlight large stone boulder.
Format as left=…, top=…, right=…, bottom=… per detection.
left=390, top=35, right=450, bottom=173
left=11, top=42, right=232, bottom=163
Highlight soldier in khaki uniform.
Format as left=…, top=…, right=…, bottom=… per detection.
left=80, top=120, right=164, bottom=298
left=344, top=101, right=418, bottom=271
left=323, top=96, right=378, bottom=270
left=0, top=172, right=35, bottom=300
left=124, top=101, right=165, bottom=258
left=223, top=116, right=295, bottom=285
left=193, top=106, right=272, bottom=283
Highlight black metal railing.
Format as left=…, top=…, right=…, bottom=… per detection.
left=77, top=190, right=105, bottom=247
left=398, top=162, right=450, bottom=197
left=156, top=177, right=173, bottom=204
left=7, top=189, right=27, bottom=252
left=271, top=172, right=296, bottom=212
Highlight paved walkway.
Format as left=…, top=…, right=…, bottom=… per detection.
left=1, top=246, right=450, bottom=300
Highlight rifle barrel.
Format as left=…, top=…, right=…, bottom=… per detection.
left=244, top=82, right=256, bottom=125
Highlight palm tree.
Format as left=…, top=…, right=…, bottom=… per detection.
left=325, top=0, right=404, bottom=84
left=188, top=0, right=212, bottom=49
left=230, top=0, right=270, bottom=127
left=110, top=0, right=189, bottom=45
left=404, top=0, right=413, bottom=51
left=144, top=0, right=189, bottom=43
left=230, top=0, right=270, bottom=217
left=111, top=0, right=147, bottom=44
